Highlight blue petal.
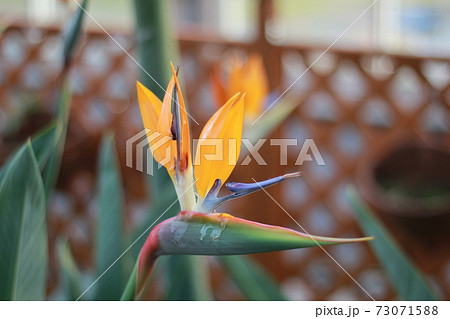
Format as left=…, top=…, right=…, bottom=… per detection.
left=226, top=172, right=301, bottom=193
left=200, top=172, right=301, bottom=213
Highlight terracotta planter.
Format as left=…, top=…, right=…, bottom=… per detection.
left=357, top=141, right=450, bottom=218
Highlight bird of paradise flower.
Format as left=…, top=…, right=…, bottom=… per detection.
left=133, top=63, right=372, bottom=298
left=210, top=53, right=300, bottom=141
left=211, top=54, right=269, bottom=123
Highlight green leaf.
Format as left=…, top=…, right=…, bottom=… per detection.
left=39, top=0, right=86, bottom=194
left=62, top=0, right=89, bottom=68
left=0, top=57, right=73, bottom=200
left=346, top=186, right=438, bottom=300
left=0, top=143, right=47, bottom=300
left=156, top=212, right=372, bottom=256
left=95, top=133, right=126, bottom=300
left=42, top=0, right=87, bottom=195
left=218, top=255, right=287, bottom=300
left=0, top=123, right=59, bottom=183
left=30, top=123, right=60, bottom=170
left=42, top=83, right=71, bottom=198
left=243, top=95, right=299, bottom=143
left=56, top=239, right=82, bottom=300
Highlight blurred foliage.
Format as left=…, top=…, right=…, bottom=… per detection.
left=62, top=0, right=88, bottom=69
left=95, top=134, right=127, bottom=300
left=0, top=0, right=87, bottom=301
left=56, top=239, right=82, bottom=301
left=347, top=186, right=438, bottom=301
left=0, top=143, right=47, bottom=300
left=219, top=255, right=287, bottom=300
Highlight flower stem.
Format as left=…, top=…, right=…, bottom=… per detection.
left=120, top=262, right=137, bottom=301
left=174, top=167, right=196, bottom=211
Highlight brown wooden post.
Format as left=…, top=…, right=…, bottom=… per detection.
left=257, top=0, right=282, bottom=90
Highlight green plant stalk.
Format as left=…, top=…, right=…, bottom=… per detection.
left=134, top=0, right=178, bottom=219
left=121, top=262, right=137, bottom=301
left=121, top=258, right=168, bottom=300
left=134, top=0, right=178, bottom=94
left=134, top=0, right=179, bottom=196
left=346, top=186, right=438, bottom=300
left=243, top=95, right=300, bottom=143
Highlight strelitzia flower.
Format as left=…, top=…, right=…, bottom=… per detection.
left=210, top=53, right=300, bottom=143
left=135, top=63, right=372, bottom=297
left=211, top=54, right=269, bottom=123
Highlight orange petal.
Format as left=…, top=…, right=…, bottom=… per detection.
left=194, top=93, right=245, bottom=198
left=137, top=80, right=176, bottom=175
left=136, top=81, right=162, bottom=133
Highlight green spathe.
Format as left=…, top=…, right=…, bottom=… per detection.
left=156, top=211, right=373, bottom=256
